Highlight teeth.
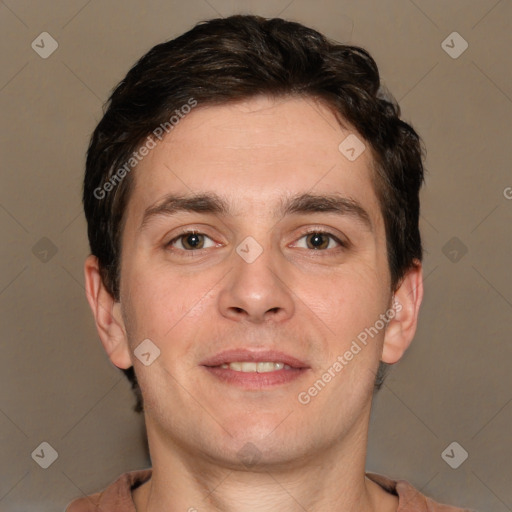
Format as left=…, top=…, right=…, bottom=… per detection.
left=219, top=362, right=288, bottom=372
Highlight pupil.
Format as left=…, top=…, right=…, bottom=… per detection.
left=186, top=234, right=202, bottom=249
left=309, top=233, right=327, bottom=249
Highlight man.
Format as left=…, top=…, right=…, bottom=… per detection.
left=67, top=14, right=471, bottom=512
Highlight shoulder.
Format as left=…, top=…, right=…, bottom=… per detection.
left=65, top=493, right=101, bottom=512
left=65, top=469, right=153, bottom=512
left=395, top=479, right=475, bottom=511
left=366, top=472, right=475, bottom=511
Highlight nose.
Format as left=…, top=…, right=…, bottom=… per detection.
left=217, top=243, right=295, bottom=324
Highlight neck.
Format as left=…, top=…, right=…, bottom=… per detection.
left=133, top=410, right=398, bottom=512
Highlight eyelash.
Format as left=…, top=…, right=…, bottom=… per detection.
left=165, top=228, right=348, bottom=255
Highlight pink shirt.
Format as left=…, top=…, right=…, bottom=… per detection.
left=65, top=469, right=473, bottom=511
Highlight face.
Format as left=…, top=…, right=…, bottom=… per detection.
left=114, top=95, right=396, bottom=467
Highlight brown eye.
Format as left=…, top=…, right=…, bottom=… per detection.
left=305, top=232, right=331, bottom=250
left=290, top=230, right=346, bottom=252
left=181, top=233, right=204, bottom=250
left=168, top=232, right=216, bottom=251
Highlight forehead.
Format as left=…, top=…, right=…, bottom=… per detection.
left=127, top=95, right=381, bottom=225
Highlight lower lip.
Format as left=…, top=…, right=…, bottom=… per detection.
left=202, top=366, right=309, bottom=389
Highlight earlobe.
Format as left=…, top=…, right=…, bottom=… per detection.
left=84, top=255, right=133, bottom=370
left=381, top=260, right=424, bottom=364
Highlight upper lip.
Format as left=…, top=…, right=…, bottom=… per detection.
left=200, top=349, right=309, bottom=369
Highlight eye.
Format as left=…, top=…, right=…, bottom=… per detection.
left=166, top=229, right=345, bottom=253
left=293, top=231, right=344, bottom=250
left=168, top=231, right=217, bottom=251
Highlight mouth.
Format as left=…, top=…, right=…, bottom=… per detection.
left=200, top=349, right=310, bottom=389
left=218, top=361, right=293, bottom=372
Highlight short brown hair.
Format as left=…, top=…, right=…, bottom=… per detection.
left=83, top=14, right=424, bottom=412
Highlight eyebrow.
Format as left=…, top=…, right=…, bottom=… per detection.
left=139, top=192, right=373, bottom=232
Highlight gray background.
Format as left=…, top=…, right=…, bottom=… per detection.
left=1, top=1, right=511, bottom=510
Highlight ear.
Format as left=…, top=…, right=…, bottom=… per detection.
left=84, top=255, right=132, bottom=369
left=381, top=260, right=424, bottom=364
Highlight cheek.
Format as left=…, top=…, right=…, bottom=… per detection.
left=120, top=260, right=219, bottom=347
left=293, top=262, right=391, bottom=373
left=300, top=262, right=387, bottom=325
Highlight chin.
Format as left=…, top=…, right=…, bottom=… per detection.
left=212, top=439, right=306, bottom=471
left=208, top=418, right=309, bottom=467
